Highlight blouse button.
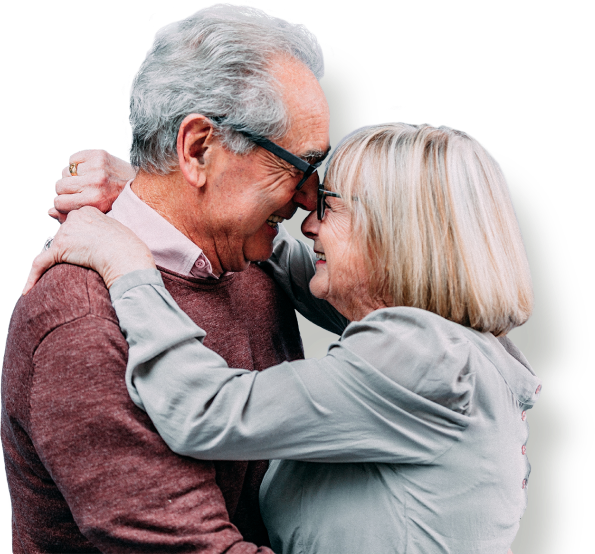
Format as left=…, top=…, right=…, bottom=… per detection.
left=521, top=411, right=527, bottom=421
left=196, top=259, right=206, bottom=269
left=521, top=445, right=526, bottom=455
left=522, top=479, right=527, bottom=489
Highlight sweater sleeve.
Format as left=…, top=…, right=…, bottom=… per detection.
left=258, top=224, right=349, bottom=335
left=112, top=270, right=471, bottom=464
left=29, top=300, right=273, bottom=553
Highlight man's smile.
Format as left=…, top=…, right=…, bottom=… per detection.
left=266, top=214, right=285, bottom=229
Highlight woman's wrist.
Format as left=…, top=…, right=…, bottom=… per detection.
left=109, top=268, right=164, bottom=301
left=104, top=253, right=157, bottom=289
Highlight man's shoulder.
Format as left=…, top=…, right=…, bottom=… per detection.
left=3, top=264, right=123, bottom=431
left=10, top=263, right=118, bottom=343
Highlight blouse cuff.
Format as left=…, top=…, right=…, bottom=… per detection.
left=109, top=268, right=165, bottom=302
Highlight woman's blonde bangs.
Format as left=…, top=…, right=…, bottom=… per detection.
left=325, top=123, right=533, bottom=336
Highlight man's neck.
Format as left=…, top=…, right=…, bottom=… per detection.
left=130, top=171, right=181, bottom=227
left=131, top=170, right=223, bottom=276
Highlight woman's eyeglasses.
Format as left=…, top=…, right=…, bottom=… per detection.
left=317, top=187, right=342, bottom=220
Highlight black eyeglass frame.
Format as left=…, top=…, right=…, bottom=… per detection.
left=210, top=116, right=328, bottom=190
left=317, top=186, right=342, bottom=221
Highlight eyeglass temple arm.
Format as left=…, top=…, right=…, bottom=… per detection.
left=210, top=116, right=324, bottom=189
left=318, top=187, right=342, bottom=198
left=209, top=117, right=314, bottom=172
left=248, top=135, right=313, bottom=173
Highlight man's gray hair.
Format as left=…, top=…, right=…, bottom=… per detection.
left=130, top=4, right=324, bottom=174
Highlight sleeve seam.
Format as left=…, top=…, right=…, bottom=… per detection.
left=32, top=312, right=122, bottom=361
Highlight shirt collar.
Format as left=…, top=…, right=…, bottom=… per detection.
left=108, top=181, right=218, bottom=279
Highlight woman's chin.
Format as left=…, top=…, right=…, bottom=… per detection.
left=308, top=272, right=328, bottom=301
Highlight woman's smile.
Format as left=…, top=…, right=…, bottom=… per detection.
left=315, top=251, right=326, bottom=263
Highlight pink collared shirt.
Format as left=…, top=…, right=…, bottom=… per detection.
left=108, top=181, right=218, bottom=279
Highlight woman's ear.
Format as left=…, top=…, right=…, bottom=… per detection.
left=176, top=114, right=215, bottom=188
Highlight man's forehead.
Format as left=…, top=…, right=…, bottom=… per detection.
left=271, top=55, right=330, bottom=160
left=288, top=112, right=330, bottom=163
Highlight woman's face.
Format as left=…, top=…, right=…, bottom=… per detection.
left=301, top=188, right=383, bottom=321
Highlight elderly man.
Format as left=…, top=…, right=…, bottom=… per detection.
left=2, top=5, right=329, bottom=553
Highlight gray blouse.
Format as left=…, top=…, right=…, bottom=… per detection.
left=110, top=225, right=541, bottom=554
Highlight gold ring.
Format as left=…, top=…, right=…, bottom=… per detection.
left=69, top=162, right=79, bottom=177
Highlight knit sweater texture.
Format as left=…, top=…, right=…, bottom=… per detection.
left=2, top=262, right=303, bottom=553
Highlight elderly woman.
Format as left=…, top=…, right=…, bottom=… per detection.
left=29, top=123, right=538, bottom=554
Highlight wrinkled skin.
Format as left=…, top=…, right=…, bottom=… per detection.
left=50, top=55, right=330, bottom=276
left=24, top=207, right=155, bottom=294
left=301, top=195, right=385, bottom=322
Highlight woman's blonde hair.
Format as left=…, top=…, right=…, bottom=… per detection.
left=325, top=123, right=533, bottom=336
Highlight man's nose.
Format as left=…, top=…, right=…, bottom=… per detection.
left=292, top=172, right=318, bottom=211
left=301, top=210, right=320, bottom=240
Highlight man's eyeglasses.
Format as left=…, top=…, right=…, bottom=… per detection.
left=210, top=116, right=329, bottom=190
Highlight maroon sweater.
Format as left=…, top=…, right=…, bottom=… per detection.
left=2, top=262, right=304, bottom=553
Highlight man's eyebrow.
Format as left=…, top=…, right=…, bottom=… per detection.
left=299, top=146, right=331, bottom=165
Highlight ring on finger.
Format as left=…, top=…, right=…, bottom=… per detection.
left=41, top=237, right=54, bottom=252
left=69, top=162, right=79, bottom=177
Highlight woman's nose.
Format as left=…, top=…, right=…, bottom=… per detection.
left=301, top=210, right=320, bottom=240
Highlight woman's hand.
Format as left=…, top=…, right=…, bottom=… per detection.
left=24, top=207, right=156, bottom=294
left=50, top=150, right=136, bottom=223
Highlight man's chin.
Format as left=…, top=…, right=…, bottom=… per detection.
left=242, top=238, right=275, bottom=266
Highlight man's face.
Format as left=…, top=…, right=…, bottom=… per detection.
left=200, top=56, right=331, bottom=273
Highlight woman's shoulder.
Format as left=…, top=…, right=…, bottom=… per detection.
left=337, top=306, right=539, bottom=411
left=354, top=304, right=477, bottom=327
left=340, top=306, right=475, bottom=365
left=335, top=307, right=475, bottom=413
left=341, top=306, right=529, bottom=368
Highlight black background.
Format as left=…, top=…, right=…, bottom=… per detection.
left=0, top=1, right=577, bottom=554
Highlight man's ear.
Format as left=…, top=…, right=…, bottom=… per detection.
left=177, top=114, right=215, bottom=188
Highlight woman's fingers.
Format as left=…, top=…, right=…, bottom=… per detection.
left=55, top=151, right=111, bottom=214
left=53, top=150, right=135, bottom=219
left=48, top=207, right=67, bottom=223
left=23, top=250, right=59, bottom=295
left=27, top=206, right=156, bottom=294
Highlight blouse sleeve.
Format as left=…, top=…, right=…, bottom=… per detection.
left=258, top=224, right=349, bottom=336
left=111, top=269, right=472, bottom=465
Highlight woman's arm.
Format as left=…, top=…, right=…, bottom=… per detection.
left=259, top=224, right=349, bottom=335
left=112, top=269, right=470, bottom=464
